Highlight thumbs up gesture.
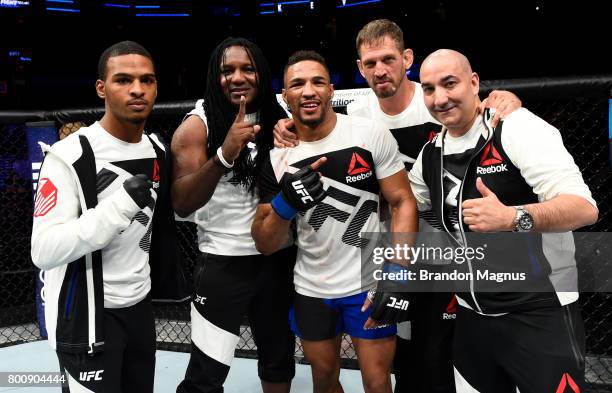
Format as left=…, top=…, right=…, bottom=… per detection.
left=461, top=177, right=516, bottom=232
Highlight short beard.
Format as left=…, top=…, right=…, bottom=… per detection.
left=301, top=116, right=323, bottom=127
left=298, top=100, right=329, bottom=128
left=372, top=75, right=403, bottom=99
left=374, top=87, right=397, bottom=99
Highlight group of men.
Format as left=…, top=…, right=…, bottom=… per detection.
left=31, top=18, right=597, bottom=393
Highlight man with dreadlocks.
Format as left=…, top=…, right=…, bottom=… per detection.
left=171, top=37, right=296, bottom=393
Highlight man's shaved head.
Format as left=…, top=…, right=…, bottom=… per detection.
left=421, top=49, right=473, bottom=77
left=419, top=49, right=480, bottom=136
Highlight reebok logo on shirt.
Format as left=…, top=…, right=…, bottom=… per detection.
left=476, top=143, right=508, bottom=175
left=442, top=296, right=457, bottom=320
left=152, top=159, right=161, bottom=190
left=346, top=152, right=373, bottom=183
left=556, top=372, right=580, bottom=393
left=152, top=159, right=160, bottom=182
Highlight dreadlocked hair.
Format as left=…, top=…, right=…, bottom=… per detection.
left=203, top=37, right=285, bottom=193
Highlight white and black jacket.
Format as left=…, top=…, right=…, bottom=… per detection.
left=409, top=109, right=597, bottom=315
left=31, top=129, right=188, bottom=354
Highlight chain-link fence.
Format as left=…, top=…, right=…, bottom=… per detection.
left=1, top=75, right=611, bottom=391
left=0, top=122, right=39, bottom=346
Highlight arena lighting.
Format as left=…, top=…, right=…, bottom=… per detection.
left=46, top=7, right=79, bottom=12
left=337, top=0, right=382, bottom=8
left=134, top=5, right=160, bottom=8
left=103, top=3, right=130, bottom=8
left=278, top=0, right=310, bottom=4
left=259, top=2, right=275, bottom=14
left=259, top=0, right=313, bottom=14
left=46, top=0, right=74, bottom=3
left=135, top=13, right=189, bottom=16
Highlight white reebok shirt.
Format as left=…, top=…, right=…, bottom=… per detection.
left=259, top=114, right=405, bottom=298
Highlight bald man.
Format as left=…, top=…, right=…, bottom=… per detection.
left=408, top=49, right=598, bottom=393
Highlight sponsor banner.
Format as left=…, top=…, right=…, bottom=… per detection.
left=26, top=121, right=59, bottom=339
left=328, top=88, right=373, bottom=108
left=26, top=121, right=58, bottom=194
left=275, top=88, right=373, bottom=113
left=359, top=232, right=612, bottom=293
left=0, top=0, right=30, bottom=8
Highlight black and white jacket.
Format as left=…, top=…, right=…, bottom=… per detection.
left=31, top=123, right=188, bottom=354
left=409, top=108, right=597, bottom=315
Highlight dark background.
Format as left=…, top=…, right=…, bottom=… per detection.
left=0, top=0, right=609, bottom=110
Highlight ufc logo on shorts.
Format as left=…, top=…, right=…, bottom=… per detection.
left=291, top=180, right=314, bottom=204
left=194, top=294, right=207, bottom=306
left=79, top=370, right=104, bottom=382
left=386, top=297, right=409, bottom=310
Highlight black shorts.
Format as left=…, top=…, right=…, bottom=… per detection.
left=178, top=246, right=296, bottom=393
left=57, top=295, right=155, bottom=393
left=453, top=302, right=586, bottom=393
left=394, top=292, right=456, bottom=393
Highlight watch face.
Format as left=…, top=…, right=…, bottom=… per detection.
left=518, top=214, right=534, bottom=231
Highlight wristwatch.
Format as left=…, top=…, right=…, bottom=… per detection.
left=513, top=206, right=534, bottom=232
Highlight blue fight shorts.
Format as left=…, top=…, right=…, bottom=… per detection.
left=289, top=291, right=397, bottom=341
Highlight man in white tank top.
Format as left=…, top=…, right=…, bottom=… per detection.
left=171, top=37, right=296, bottom=393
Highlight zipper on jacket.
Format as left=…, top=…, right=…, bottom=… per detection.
left=439, top=116, right=492, bottom=314
left=459, top=118, right=493, bottom=314
left=438, top=130, right=481, bottom=312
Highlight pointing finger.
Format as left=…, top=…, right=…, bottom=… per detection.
left=235, top=95, right=246, bottom=123
left=310, top=157, right=327, bottom=171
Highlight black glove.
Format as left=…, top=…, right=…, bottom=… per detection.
left=367, top=289, right=411, bottom=325
left=271, top=165, right=326, bottom=220
left=123, top=174, right=153, bottom=209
